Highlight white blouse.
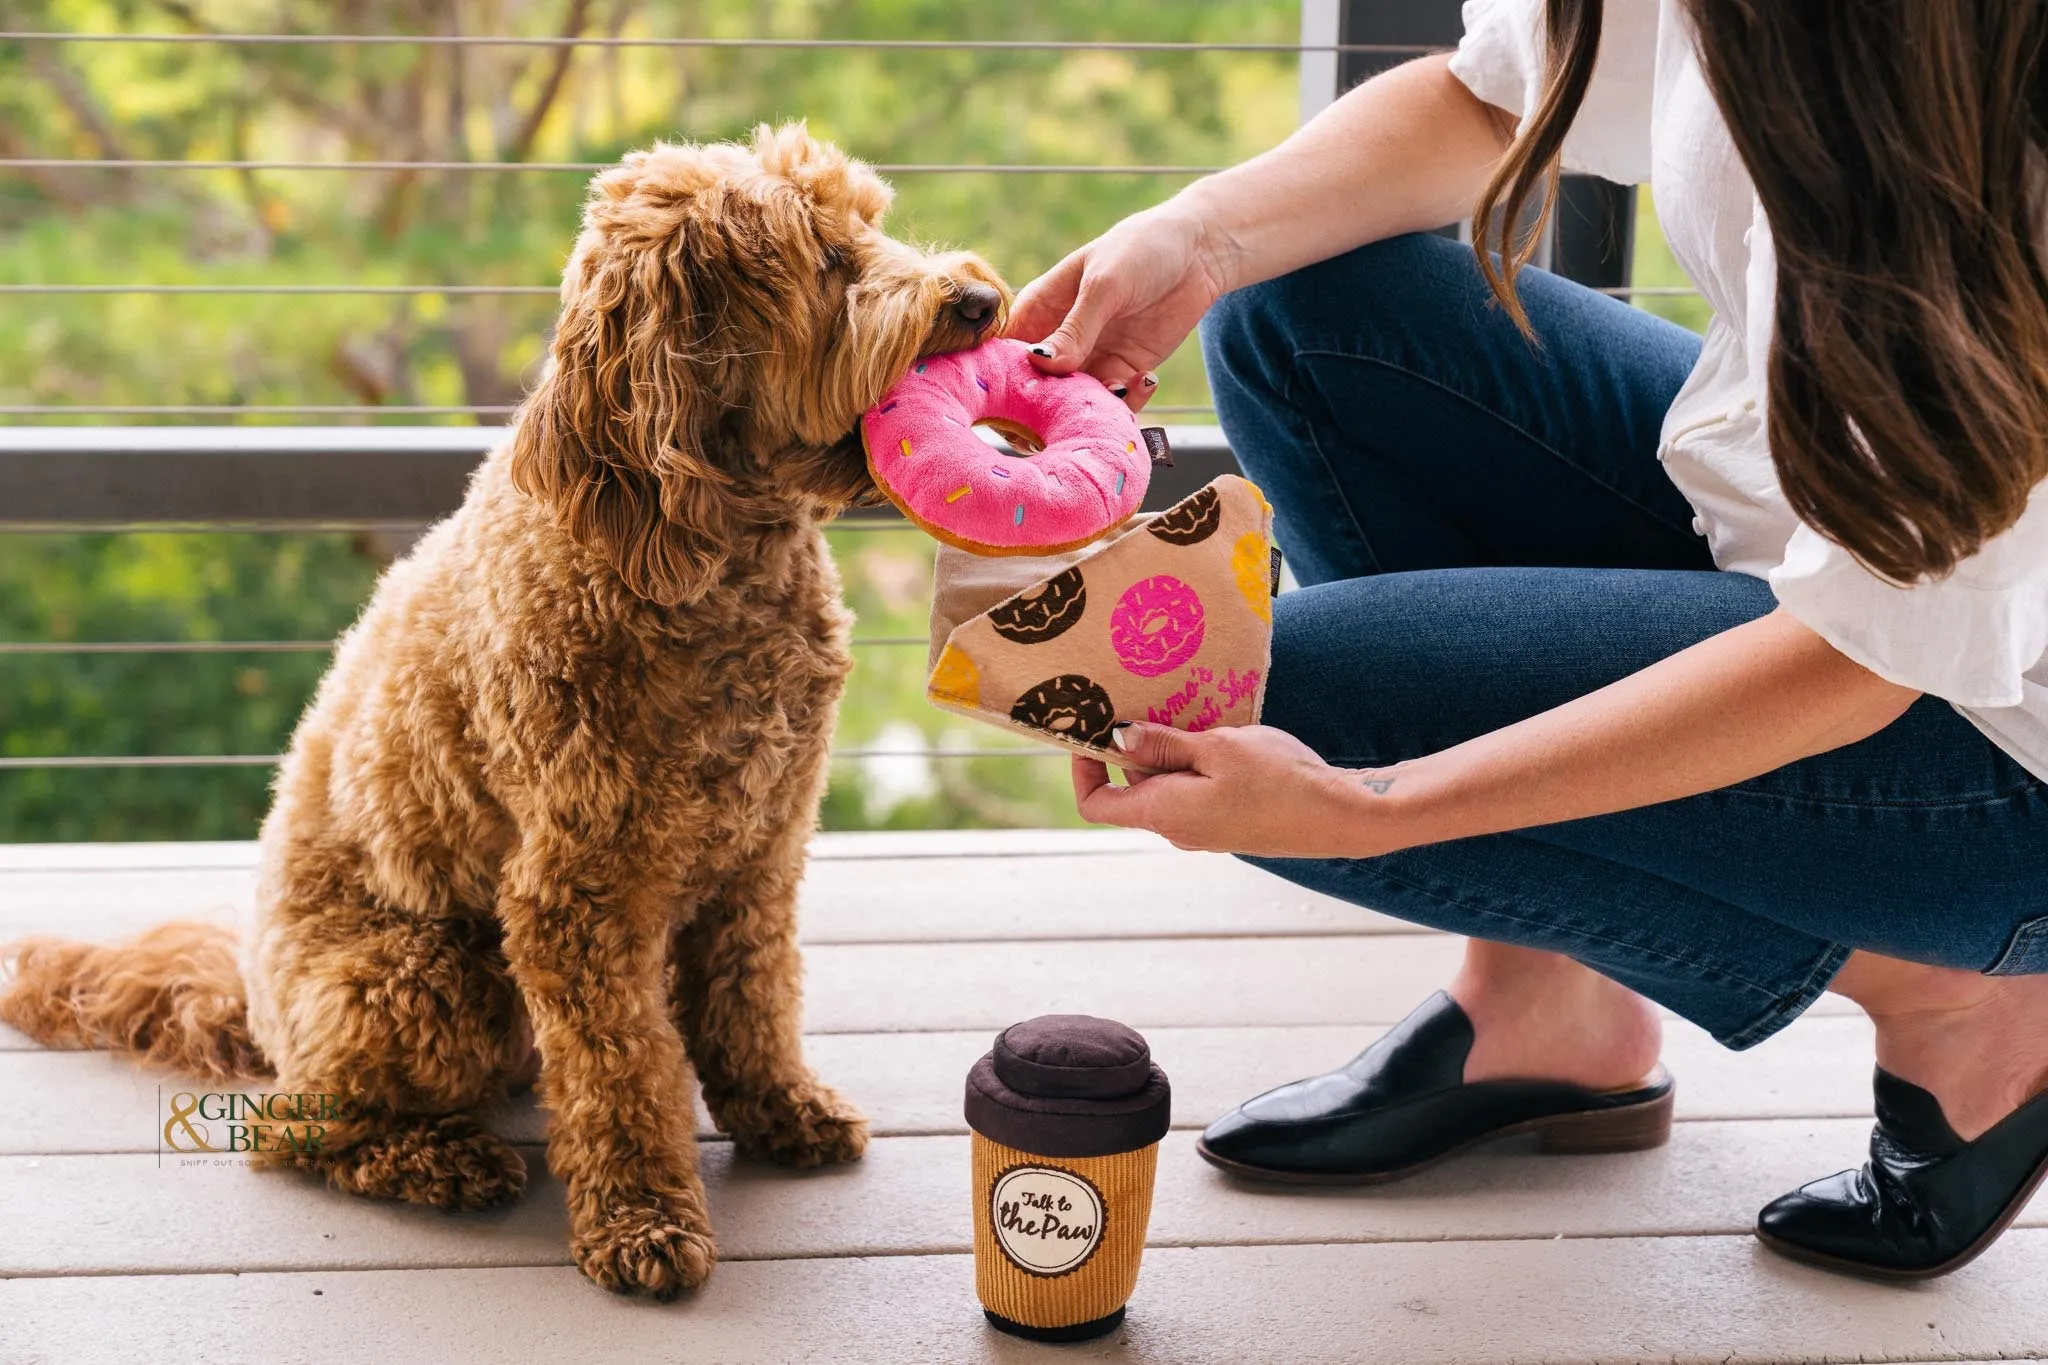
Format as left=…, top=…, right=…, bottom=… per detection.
left=1450, top=0, right=2048, bottom=781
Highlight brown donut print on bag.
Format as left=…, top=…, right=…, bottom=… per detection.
left=988, top=567, right=1089, bottom=644
left=1010, top=674, right=1117, bottom=748
left=1147, top=485, right=1221, bottom=545
left=927, top=475, right=1276, bottom=767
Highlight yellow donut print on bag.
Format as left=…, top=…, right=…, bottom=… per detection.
left=1230, top=531, right=1272, bottom=623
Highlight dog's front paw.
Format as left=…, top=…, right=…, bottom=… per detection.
left=315, top=1114, right=529, bottom=1212
left=574, top=1199, right=718, bottom=1299
left=723, top=1079, right=869, bottom=1168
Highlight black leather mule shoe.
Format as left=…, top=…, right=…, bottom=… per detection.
left=1196, top=991, right=1674, bottom=1184
left=1756, top=1068, right=2048, bottom=1280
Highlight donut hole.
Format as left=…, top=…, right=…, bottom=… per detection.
left=975, top=416, right=1046, bottom=455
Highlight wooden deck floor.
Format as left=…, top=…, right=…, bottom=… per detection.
left=0, top=833, right=2039, bottom=1364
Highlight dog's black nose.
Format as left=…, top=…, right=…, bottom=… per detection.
left=951, top=284, right=1002, bottom=331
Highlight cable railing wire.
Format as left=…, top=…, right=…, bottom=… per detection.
left=0, top=158, right=1225, bottom=174
left=0, top=747, right=1067, bottom=770
left=0, top=521, right=443, bottom=535
left=0, top=633, right=1072, bottom=771
left=0, top=283, right=1705, bottom=298
left=0, top=636, right=931, bottom=654
left=0, top=284, right=561, bottom=296
left=0, top=403, right=1224, bottom=416
left=0, top=404, right=520, bottom=416
left=0, top=520, right=941, bottom=534
left=0, top=755, right=286, bottom=770
left=0, top=32, right=1442, bottom=54
left=0, top=640, right=335, bottom=655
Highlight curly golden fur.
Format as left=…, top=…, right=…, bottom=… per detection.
left=0, top=123, right=1008, bottom=1299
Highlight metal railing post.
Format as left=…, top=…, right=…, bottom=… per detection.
left=1323, top=0, right=1634, bottom=287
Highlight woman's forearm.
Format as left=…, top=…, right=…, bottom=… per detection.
left=1358, top=609, right=1922, bottom=849
left=1176, top=55, right=1512, bottom=294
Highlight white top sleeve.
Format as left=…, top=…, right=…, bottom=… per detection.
left=1753, top=208, right=2048, bottom=710
left=1447, top=0, right=1660, bottom=185
left=1770, top=502, right=2048, bottom=710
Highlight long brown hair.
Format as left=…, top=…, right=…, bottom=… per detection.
left=1473, top=0, right=2048, bottom=583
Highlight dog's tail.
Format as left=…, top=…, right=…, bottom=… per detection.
left=0, top=922, right=265, bottom=1081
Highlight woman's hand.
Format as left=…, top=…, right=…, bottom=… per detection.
left=1006, top=199, right=1239, bottom=411
left=1071, top=722, right=1409, bottom=859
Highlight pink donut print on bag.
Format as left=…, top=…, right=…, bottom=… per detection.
left=1109, top=575, right=1206, bottom=678
left=926, top=474, right=1277, bottom=768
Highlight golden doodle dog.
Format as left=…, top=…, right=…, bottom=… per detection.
left=0, top=123, right=1008, bottom=1298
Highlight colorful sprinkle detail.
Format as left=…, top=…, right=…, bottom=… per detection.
left=1115, top=471, right=1126, bottom=495
left=945, top=485, right=973, bottom=504
left=989, top=465, right=1011, bottom=480
left=1013, top=504, right=1026, bottom=526
left=975, top=376, right=990, bottom=392
left=1125, top=440, right=1136, bottom=453
left=899, top=437, right=913, bottom=458
left=880, top=400, right=899, bottom=414
left=914, top=362, right=927, bottom=373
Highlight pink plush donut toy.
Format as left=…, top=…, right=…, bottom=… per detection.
left=861, top=337, right=1151, bottom=555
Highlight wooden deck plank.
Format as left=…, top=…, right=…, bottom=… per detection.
left=7, top=1121, right=2037, bottom=1277
left=0, top=841, right=260, bottom=873
left=0, top=1015, right=1876, bottom=1156
left=0, top=869, right=248, bottom=931
left=0, top=831, right=1165, bottom=874
left=3, top=1235, right=2040, bottom=1365
left=805, top=853, right=1402, bottom=941
left=0, top=930, right=1860, bottom=1055
left=789, top=937, right=1854, bottom=1033
left=0, top=936, right=1488, bottom=1045
left=0, top=852, right=1404, bottom=947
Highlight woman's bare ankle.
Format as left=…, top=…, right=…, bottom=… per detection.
left=1446, top=943, right=1663, bottom=1092
left=1832, top=950, right=2048, bottom=1141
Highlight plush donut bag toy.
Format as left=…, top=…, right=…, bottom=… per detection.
left=862, top=338, right=1280, bottom=768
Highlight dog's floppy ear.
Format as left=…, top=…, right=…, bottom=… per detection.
left=510, top=165, right=734, bottom=606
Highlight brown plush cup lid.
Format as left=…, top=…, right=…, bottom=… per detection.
left=964, top=1014, right=1171, bottom=1158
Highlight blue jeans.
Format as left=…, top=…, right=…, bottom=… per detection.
left=1201, top=233, right=2048, bottom=1049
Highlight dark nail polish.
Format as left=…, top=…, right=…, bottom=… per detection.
left=1108, top=384, right=1128, bottom=397
left=1029, top=345, right=1052, bottom=357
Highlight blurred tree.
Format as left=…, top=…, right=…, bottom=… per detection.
left=0, top=532, right=378, bottom=839
left=0, top=0, right=1300, bottom=839
left=0, top=2, right=1708, bottom=840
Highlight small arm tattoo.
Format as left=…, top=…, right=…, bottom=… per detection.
left=1361, top=776, right=1396, bottom=795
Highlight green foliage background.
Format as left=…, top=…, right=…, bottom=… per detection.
left=0, top=0, right=1705, bottom=841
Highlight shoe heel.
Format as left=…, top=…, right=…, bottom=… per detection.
left=1535, top=1091, right=1674, bottom=1155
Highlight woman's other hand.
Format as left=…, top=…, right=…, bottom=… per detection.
left=1007, top=200, right=1239, bottom=413
left=1071, top=722, right=1405, bottom=858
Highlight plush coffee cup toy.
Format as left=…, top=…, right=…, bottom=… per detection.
left=965, top=1015, right=1171, bottom=1341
